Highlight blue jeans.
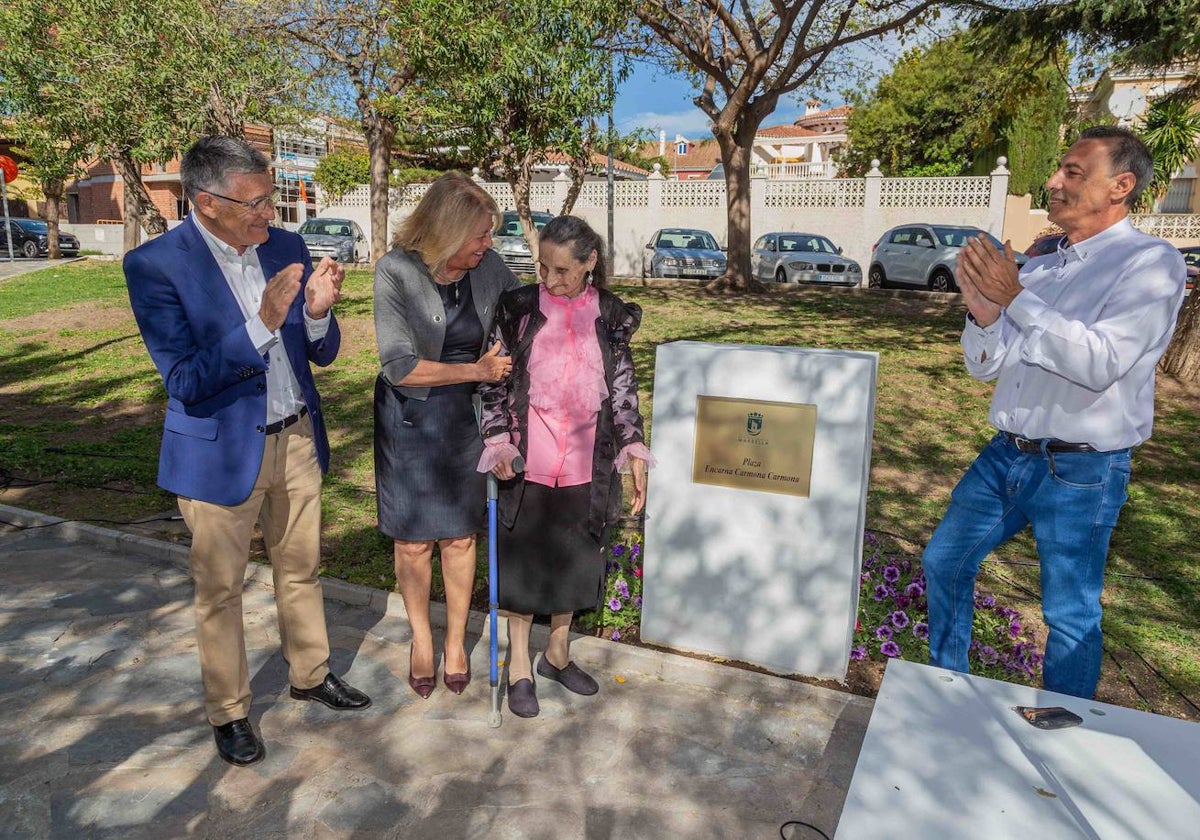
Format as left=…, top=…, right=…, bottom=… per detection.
left=923, top=432, right=1131, bottom=698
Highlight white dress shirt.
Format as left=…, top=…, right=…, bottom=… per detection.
left=961, top=217, right=1186, bottom=451
left=191, top=215, right=330, bottom=424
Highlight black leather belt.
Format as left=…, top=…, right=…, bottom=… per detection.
left=265, top=405, right=307, bottom=435
left=1004, top=431, right=1094, bottom=454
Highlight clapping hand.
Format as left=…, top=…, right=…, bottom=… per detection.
left=305, top=256, right=344, bottom=319
left=259, top=263, right=305, bottom=332
left=958, top=236, right=1021, bottom=326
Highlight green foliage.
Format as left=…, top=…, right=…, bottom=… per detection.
left=397, top=0, right=626, bottom=191
left=844, top=26, right=1068, bottom=196
left=313, top=149, right=370, bottom=202
left=388, top=167, right=443, bottom=187
left=1137, top=95, right=1200, bottom=208
left=0, top=0, right=299, bottom=226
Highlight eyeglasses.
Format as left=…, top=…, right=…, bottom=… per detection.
left=204, top=188, right=280, bottom=214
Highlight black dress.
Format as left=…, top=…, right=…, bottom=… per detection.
left=374, top=276, right=486, bottom=541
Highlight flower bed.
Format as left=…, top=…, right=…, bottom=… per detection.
left=576, top=533, right=643, bottom=641
left=852, top=532, right=1043, bottom=684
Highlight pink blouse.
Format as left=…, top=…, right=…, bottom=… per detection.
left=522, top=285, right=607, bottom=487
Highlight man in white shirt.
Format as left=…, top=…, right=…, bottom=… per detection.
left=125, top=136, right=370, bottom=766
left=922, top=126, right=1187, bottom=699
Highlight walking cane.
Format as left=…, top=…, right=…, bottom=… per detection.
left=487, top=455, right=523, bottom=728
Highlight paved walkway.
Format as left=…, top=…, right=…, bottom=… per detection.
left=0, top=256, right=85, bottom=282
left=0, top=504, right=871, bottom=839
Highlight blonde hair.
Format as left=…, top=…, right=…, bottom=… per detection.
left=391, top=172, right=499, bottom=276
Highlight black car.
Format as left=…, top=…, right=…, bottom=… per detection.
left=3, top=218, right=80, bottom=258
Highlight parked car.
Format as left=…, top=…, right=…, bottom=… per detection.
left=492, top=210, right=554, bottom=275
left=1178, top=246, right=1200, bottom=291
left=868, top=224, right=1028, bottom=293
left=2, top=218, right=80, bottom=258
left=752, top=231, right=862, bottom=286
left=1025, top=232, right=1064, bottom=258
left=642, top=228, right=727, bottom=279
left=297, top=217, right=367, bottom=264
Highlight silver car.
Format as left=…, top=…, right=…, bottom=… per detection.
left=493, top=210, right=554, bottom=275
left=752, top=231, right=861, bottom=286
left=642, top=228, right=726, bottom=279
left=298, top=217, right=367, bottom=264
left=869, top=223, right=1027, bottom=293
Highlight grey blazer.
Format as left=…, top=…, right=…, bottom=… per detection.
left=374, top=247, right=521, bottom=399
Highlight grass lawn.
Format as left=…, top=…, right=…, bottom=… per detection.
left=2, top=259, right=1197, bottom=719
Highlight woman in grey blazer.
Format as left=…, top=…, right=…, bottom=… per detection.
left=374, top=172, right=521, bottom=698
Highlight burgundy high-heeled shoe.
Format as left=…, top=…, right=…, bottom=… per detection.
left=443, top=663, right=471, bottom=695
left=408, top=644, right=436, bottom=700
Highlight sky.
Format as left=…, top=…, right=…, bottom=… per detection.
left=611, top=61, right=822, bottom=143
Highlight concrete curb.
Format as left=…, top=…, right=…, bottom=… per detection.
left=0, top=502, right=870, bottom=709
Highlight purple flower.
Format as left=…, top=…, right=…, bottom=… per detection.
left=615, top=579, right=630, bottom=598
left=880, top=641, right=901, bottom=658
left=999, top=607, right=1019, bottom=620
left=1008, top=618, right=1022, bottom=639
left=865, top=532, right=879, bottom=546
left=633, top=596, right=642, bottom=609
left=890, top=610, right=910, bottom=629
left=873, top=584, right=889, bottom=602
left=630, top=544, right=642, bottom=558
left=860, top=572, right=872, bottom=584
left=850, top=645, right=868, bottom=661
left=883, top=565, right=901, bottom=583
left=913, top=622, right=929, bottom=640
left=904, top=581, right=925, bottom=598
left=976, top=593, right=996, bottom=608
left=875, top=625, right=893, bottom=641
left=608, top=597, right=622, bottom=611
left=612, top=544, right=626, bottom=558
left=611, top=629, right=621, bottom=641
left=978, top=645, right=999, bottom=665
left=894, top=595, right=911, bottom=610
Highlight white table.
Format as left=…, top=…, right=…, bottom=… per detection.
left=837, top=660, right=1200, bottom=839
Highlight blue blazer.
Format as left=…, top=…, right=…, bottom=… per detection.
left=124, top=219, right=340, bottom=506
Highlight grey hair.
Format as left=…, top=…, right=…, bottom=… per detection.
left=1077, top=125, right=1154, bottom=207
left=539, top=215, right=607, bottom=288
left=180, top=136, right=270, bottom=201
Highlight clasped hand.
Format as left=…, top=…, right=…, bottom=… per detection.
left=957, top=236, right=1022, bottom=327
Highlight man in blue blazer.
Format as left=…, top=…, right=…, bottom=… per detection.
left=125, top=136, right=370, bottom=767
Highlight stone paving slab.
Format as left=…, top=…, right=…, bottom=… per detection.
left=0, top=505, right=871, bottom=839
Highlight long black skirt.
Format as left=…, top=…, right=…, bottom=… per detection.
left=373, top=376, right=485, bottom=541
left=497, top=481, right=607, bottom=615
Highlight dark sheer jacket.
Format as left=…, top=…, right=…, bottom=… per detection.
left=478, top=284, right=645, bottom=539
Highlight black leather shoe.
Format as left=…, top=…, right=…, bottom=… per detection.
left=213, top=718, right=264, bottom=766
left=507, top=678, right=539, bottom=718
left=537, top=656, right=599, bottom=695
left=290, top=673, right=372, bottom=710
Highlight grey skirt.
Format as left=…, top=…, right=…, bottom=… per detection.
left=373, top=375, right=485, bottom=541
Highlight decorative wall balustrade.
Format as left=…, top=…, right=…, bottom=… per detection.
left=1131, top=213, right=1200, bottom=239
left=765, top=179, right=865, bottom=208
left=879, top=176, right=992, bottom=208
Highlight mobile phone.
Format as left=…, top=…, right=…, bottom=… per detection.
left=1013, top=706, right=1084, bottom=730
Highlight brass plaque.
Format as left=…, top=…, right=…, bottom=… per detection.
left=692, top=395, right=817, bottom=497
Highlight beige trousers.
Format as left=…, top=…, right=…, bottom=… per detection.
left=178, top=415, right=330, bottom=726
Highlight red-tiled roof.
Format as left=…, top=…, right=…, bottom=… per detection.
left=756, top=124, right=822, bottom=139
left=542, top=150, right=650, bottom=177
left=637, top=139, right=723, bottom=174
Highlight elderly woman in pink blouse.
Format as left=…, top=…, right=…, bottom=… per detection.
left=477, top=215, right=653, bottom=719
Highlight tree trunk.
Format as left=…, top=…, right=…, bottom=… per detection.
left=1159, top=291, right=1200, bottom=379
left=362, top=111, right=396, bottom=267
left=708, top=133, right=763, bottom=293
left=509, top=151, right=539, bottom=267
left=111, top=150, right=167, bottom=253
left=41, top=177, right=64, bottom=260
left=561, top=149, right=589, bottom=217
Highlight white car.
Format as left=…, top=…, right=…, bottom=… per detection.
left=752, top=232, right=861, bottom=286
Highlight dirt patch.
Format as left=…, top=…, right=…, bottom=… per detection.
left=5, top=300, right=135, bottom=334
